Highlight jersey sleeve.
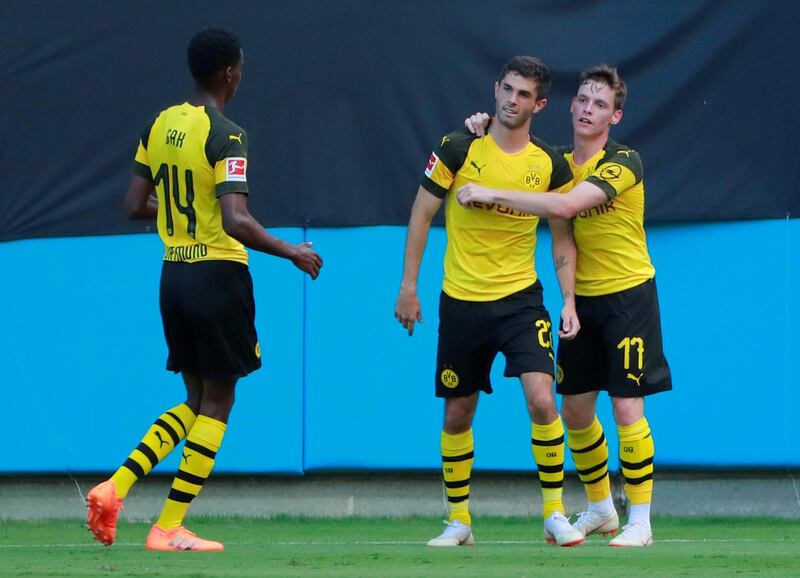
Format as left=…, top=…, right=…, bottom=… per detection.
left=205, top=112, right=250, bottom=197
left=132, top=121, right=155, bottom=181
left=548, top=153, right=573, bottom=193
left=531, top=136, right=574, bottom=193
left=586, top=147, right=643, bottom=201
left=420, top=129, right=476, bottom=198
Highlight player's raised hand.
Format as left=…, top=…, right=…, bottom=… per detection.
left=292, top=241, right=323, bottom=279
left=465, top=112, right=491, bottom=136
left=394, top=289, right=423, bottom=336
left=457, top=183, right=495, bottom=207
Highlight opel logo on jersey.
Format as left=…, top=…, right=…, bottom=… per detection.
left=440, top=368, right=460, bottom=389
left=524, top=170, right=542, bottom=190
left=599, top=164, right=623, bottom=181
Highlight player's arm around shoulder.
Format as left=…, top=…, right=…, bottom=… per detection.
left=456, top=181, right=604, bottom=221
left=551, top=180, right=611, bottom=219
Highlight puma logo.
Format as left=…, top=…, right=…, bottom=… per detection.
left=182, top=451, right=191, bottom=464
left=154, top=431, right=169, bottom=448
left=470, top=160, right=486, bottom=176
left=626, top=372, right=643, bottom=386
left=229, top=133, right=242, bottom=143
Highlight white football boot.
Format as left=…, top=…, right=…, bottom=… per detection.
left=543, top=512, right=584, bottom=546
left=609, top=521, right=653, bottom=547
left=573, top=507, right=620, bottom=538
left=427, top=520, right=475, bottom=547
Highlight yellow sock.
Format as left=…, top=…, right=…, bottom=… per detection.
left=156, top=415, right=227, bottom=529
left=568, top=416, right=611, bottom=504
left=532, top=417, right=565, bottom=519
left=110, top=403, right=196, bottom=499
left=618, top=417, right=654, bottom=506
left=441, top=429, right=474, bottom=526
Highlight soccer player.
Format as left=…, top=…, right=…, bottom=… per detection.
left=458, top=64, right=672, bottom=547
left=394, top=56, right=585, bottom=548
left=85, top=28, right=322, bottom=551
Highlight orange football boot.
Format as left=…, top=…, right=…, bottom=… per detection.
left=86, top=480, right=124, bottom=546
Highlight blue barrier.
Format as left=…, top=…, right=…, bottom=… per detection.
left=0, top=231, right=305, bottom=474
left=1, top=219, right=797, bottom=473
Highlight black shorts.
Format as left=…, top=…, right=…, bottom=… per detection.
left=160, top=260, right=261, bottom=382
left=435, top=281, right=555, bottom=398
left=556, top=278, right=671, bottom=398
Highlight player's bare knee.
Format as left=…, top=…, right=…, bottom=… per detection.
left=561, top=397, right=596, bottom=430
left=443, top=409, right=473, bottom=434
left=184, top=394, right=202, bottom=415
left=181, top=372, right=203, bottom=413
left=611, top=396, right=644, bottom=426
left=443, top=396, right=476, bottom=433
left=199, top=403, right=234, bottom=424
left=199, top=386, right=236, bottom=423
left=528, top=394, right=557, bottom=424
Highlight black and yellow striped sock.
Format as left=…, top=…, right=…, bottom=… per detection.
left=156, top=415, right=227, bottom=529
left=110, top=403, right=196, bottom=500
left=532, top=417, right=565, bottom=519
left=618, top=417, right=654, bottom=506
left=441, top=429, right=474, bottom=526
left=568, top=416, right=611, bottom=504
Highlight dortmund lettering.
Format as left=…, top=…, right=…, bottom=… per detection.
left=163, top=243, right=209, bottom=262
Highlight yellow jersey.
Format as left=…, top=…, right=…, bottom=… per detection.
left=423, top=129, right=572, bottom=301
left=133, top=102, right=250, bottom=265
left=561, top=140, right=655, bottom=296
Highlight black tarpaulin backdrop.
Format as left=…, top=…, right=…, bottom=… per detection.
left=1, top=0, right=797, bottom=241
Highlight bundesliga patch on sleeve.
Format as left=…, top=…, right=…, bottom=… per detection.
left=225, top=157, right=247, bottom=182
left=424, top=152, right=439, bottom=178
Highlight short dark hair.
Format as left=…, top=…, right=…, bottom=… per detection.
left=498, top=56, right=551, bottom=100
left=187, top=28, right=242, bottom=81
left=580, top=64, right=627, bottom=110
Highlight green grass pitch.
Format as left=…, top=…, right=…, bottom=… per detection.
left=2, top=516, right=799, bottom=577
